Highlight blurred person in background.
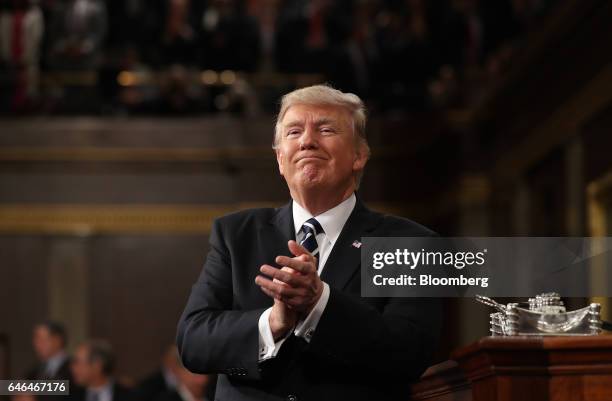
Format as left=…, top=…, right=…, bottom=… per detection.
left=194, top=0, right=260, bottom=72
left=71, top=339, right=133, bottom=401
left=0, top=0, right=44, bottom=112
left=42, top=0, right=107, bottom=112
left=134, top=346, right=181, bottom=401
left=275, top=0, right=333, bottom=74
left=103, top=0, right=167, bottom=67
left=160, top=0, right=195, bottom=66
left=26, top=321, right=72, bottom=381
left=373, top=0, right=439, bottom=110
left=45, top=0, right=107, bottom=70
left=153, top=362, right=215, bottom=401
left=321, top=0, right=373, bottom=98
left=153, top=64, right=202, bottom=115
left=247, top=0, right=279, bottom=73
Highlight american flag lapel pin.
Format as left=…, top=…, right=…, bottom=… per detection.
left=352, top=240, right=362, bottom=248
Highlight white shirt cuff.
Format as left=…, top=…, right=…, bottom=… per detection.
left=294, top=282, right=330, bottom=343
left=257, top=307, right=291, bottom=361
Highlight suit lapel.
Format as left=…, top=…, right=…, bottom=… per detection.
left=259, top=201, right=296, bottom=263
left=249, top=202, right=296, bottom=307
left=320, top=198, right=382, bottom=290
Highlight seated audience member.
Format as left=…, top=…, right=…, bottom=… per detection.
left=26, top=321, right=72, bottom=381
left=0, top=0, right=44, bottom=111
left=71, top=339, right=133, bottom=401
left=134, top=346, right=180, bottom=401
left=45, top=0, right=107, bottom=70
left=153, top=363, right=215, bottom=401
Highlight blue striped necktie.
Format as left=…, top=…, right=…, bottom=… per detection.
left=300, top=217, right=324, bottom=265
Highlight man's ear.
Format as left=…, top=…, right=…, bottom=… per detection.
left=352, top=144, right=369, bottom=172
left=275, top=148, right=285, bottom=176
left=93, top=360, right=104, bottom=376
left=51, top=336, right=62, bottom=351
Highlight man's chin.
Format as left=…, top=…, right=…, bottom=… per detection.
left=297, top=174, right=325, bottom=189
left=299, top=179, right=323, bottom=189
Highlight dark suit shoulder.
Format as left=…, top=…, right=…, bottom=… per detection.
left=213, top=206, right=284, bottom=231
left=134, top=370, right=167, bottom=401
left=113, top=382, right=135, bottom=401
left=56, top=358, right=73, bottom=380
left=24, top=358, right=72, bottom=381
left=151, top=390, right=182, bottom=401
left=136, top=369, right=166, bottom=390
left=216, top=206, right=281, bottom=223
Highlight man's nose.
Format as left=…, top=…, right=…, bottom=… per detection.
left=299, top=127, right=318, bottom=149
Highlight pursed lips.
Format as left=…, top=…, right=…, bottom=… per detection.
left=295, top=154, right=328, bottom=163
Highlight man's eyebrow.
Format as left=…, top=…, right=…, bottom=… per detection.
left=282, top=117, right=337, bottom=129
left=283, top=120, right=304, bottom=128
left=313, top=117, right=335, bottom=125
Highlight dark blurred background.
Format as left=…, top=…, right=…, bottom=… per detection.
left=1, top=0, right=611, bottom=397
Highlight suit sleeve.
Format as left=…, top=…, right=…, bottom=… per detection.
left=176, top=218, right=266, bottom=380
left=307, top=288, right=443, bottom=381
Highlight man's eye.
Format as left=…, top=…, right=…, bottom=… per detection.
left=321, top=127, right=335, bottom=134
left=286, top=130, right=300, bottom=136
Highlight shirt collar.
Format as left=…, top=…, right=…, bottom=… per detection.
left=87, top=380, right=113, bottom=400
left=292, top=193, right=356, bottom=247
left=162, top=367, right=178, bottom=389
left=45, top=351, right=68, bottom=376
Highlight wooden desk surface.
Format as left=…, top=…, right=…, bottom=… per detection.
left=412, top=335, right=612, bottom=401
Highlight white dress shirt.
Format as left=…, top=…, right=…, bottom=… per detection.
left=44, top=351, right=68, bottom=378
left=86, top=381, right=113, bottom=401
left=258, top=193, right=356, bottom=361
left=162, top=366, right=178, bottom=390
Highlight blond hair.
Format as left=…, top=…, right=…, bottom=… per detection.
left=272, top=84, right=370, bottom=188
left=272, top=84, right=370, bottom=160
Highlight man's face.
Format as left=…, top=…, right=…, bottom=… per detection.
left=275, top=103, right=368, bottom=194
left=32, top=326, right=62, bottom=361
left=70, top=345, right=97, bottom=386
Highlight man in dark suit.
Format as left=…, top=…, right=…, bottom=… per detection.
left=176, top=84, right=443, bottom=401
left=27, top=321, right=72, bottom=381
left=70, top=339, right=133, bottom=401
left=134, top=346, right=180, bottom=401
left=26, top=321, right=77, bottom=401
left=152, top=359, right=216, bottom=401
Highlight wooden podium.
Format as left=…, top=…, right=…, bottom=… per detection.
left=411, top=336, right=612, bottom=401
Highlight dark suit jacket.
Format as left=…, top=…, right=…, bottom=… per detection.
left=111, top=382, right=137, bottom=401
left=176, top=197, right=443, bottom=401
left=151, top=390, right=184, bottom=401
left=27, top=357, right=81, bottom=401
left=134, top=370, right=171, bottom=401
left=26, top=356, right=72, bottom=381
